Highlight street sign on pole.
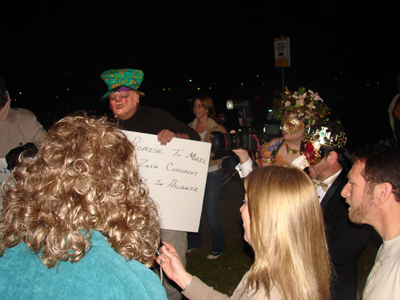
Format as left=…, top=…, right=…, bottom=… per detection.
left=274, top=37, right=290, bottom=67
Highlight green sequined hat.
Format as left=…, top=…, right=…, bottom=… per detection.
left=100, top=69, right=145, bottom=99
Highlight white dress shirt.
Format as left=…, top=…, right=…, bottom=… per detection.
left=316, top=169, right=342, bottom=202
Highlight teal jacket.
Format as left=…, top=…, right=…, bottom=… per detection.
left=0, top=231, right=167, bottom=300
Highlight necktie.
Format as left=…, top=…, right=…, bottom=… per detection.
left=312, top=179, right=329, bottom=192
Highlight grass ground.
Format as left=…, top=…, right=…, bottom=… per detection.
left=186, top=238, right=253, bottom=295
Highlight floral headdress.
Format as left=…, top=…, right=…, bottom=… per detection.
left=272, top=86, right=330, bottom=126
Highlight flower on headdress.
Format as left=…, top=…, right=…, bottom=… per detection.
left=308, top=90, right=323, bottom=102
left=306, top=102, right=316, bottom=110
left=296, top=98, right=304, bottom=106
left=294, top=91, right=306, bottom=103
left=285, top=101, right=291, bottom=107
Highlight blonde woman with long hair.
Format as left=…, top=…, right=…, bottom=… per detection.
left=156, top=165, right=331, bottom=300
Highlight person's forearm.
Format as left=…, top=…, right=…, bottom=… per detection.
left=238, top=151, right=250, bottom=164
left=175, top=272, right=194, bottom=290
left=176, top=133, right=189, bottom=139
left=183, top=276, right=230, bottom=300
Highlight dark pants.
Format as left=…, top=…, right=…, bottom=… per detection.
left=188, top=168, right=225, bottom=253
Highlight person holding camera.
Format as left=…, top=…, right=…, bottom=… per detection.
left=234, top=87, right=330, bottom=178
left=187, top=93, right=227, bottom=259
left=156, top=165, right=331, bottom=300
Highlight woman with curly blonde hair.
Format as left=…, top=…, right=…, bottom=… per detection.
left=155, top=165, right=331, bottom=300
left=0, top=112, right=167, bottom=299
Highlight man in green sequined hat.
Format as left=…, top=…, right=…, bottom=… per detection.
left=100, top=68, right=199, bottom=144
left=100, top=68, right=199, bottom=300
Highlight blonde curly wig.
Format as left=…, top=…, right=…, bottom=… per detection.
left=0, top=112, right=160, bottom=268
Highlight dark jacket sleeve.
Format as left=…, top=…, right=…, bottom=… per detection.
left=156, top=108, right=200, bottom=141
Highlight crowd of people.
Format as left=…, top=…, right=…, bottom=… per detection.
left=1, top=70, right=400, bottom=299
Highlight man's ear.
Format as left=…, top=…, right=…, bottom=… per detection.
left=327, top=151, right=338, bottom=165
left=376, top=182, right=393, bottom=205
left=130, top=90, right=140, bottom=104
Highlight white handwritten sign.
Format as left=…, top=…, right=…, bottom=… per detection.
left=0, top=158, right=12, bottom=208
left=123, top=131, right=211, bottom=232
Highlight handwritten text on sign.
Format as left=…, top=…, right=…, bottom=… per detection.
left=123, top=131, right=211, bottom=232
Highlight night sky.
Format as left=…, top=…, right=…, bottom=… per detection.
left=2, top=2, right=399, bottom=152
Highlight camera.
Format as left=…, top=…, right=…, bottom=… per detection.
left=211, top=100, right=269, bottom=151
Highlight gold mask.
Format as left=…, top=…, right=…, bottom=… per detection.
left=281, top=116, right=304, bottom=135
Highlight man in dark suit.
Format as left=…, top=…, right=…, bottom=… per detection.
left=305, top=121, right=370, bottom=300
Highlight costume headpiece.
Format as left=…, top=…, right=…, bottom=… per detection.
left=304, top=122, right=347, bottom=149
left=300, top=120, right=347, bottom=166
left=100, top=69, right=145, bottom=99
left=272, top=86, right=330, bottom=126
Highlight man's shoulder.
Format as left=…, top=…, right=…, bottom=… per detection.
left=6, top=107, right=40, bottom=125
left=7, top=107, right=37, bottom=120
left=335, top=168, right=348, bottom=184
left=10, top=107, right=36, bottom=116
left=136, top=105, right=172, bottom=119
left=140, top=105, right=167, bottom=114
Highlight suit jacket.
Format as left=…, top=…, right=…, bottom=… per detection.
left=321, top=169, right=370, bottom=300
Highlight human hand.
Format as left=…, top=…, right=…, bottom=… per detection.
left=157, top=129, right=177, bottom=145
left=155, top=242, right=194, bottom=289
left=232, top=149, right=250, bottom=164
